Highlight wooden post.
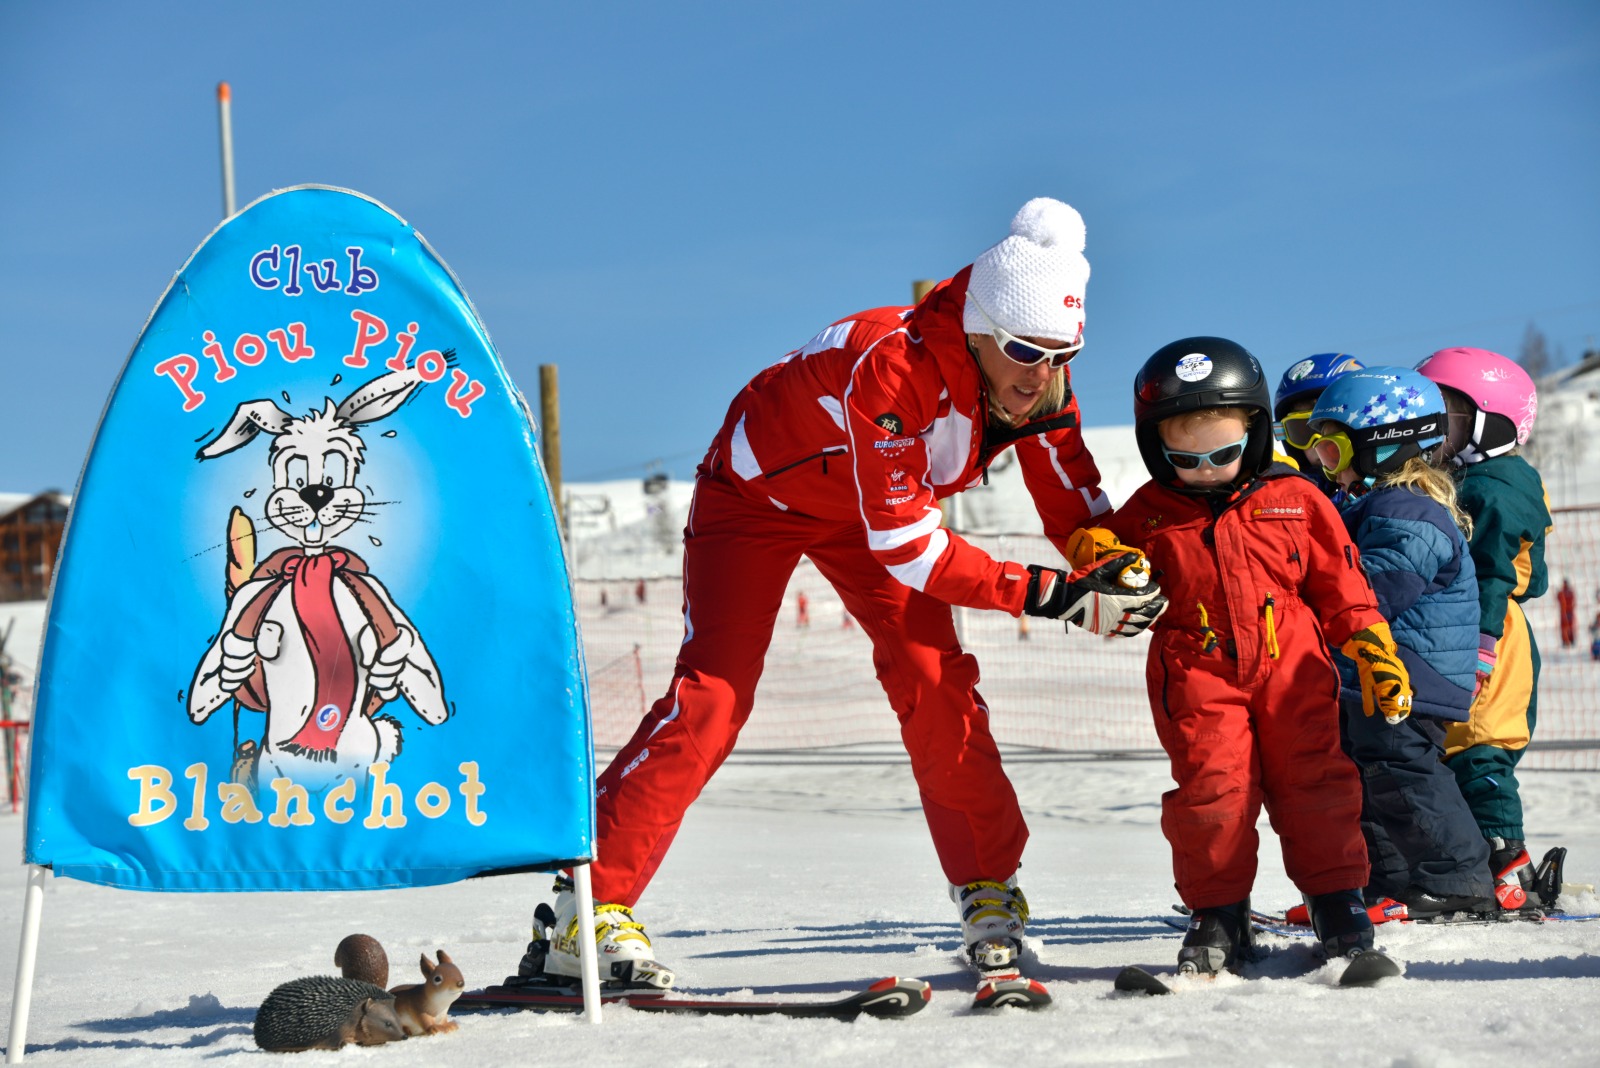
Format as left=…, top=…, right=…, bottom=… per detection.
left=539, top=364, right=563, bottom=528
left=911, top=279, right=936, bottom=304
left=216, top=82, right=236, bottom=219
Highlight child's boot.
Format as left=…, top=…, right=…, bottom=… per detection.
left=1177, top=899, right=1252, bottom=977
left=1393, top=887, right=1495, bottom=919
left=1488, top=837, right=1537, bottom=910
left=1308, top=889, right=1374, bottom=959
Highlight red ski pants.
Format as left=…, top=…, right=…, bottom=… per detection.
left=590, top=472, right=1028, bottom=906
left=1146, top=610, right=1368, bottom=909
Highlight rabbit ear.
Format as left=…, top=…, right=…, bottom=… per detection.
left=196, top=400, right=294, bottom=459
left=336, top=367, right=427, bottom=428
left=436, top=949, right=453, bottom=966
left=419, top=952, right=435, bottom=975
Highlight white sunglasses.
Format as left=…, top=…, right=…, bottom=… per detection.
left=968, top=292, right=1083, bottom=369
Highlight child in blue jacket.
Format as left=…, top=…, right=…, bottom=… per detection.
left=1307, top=368, right=1495, bottom=916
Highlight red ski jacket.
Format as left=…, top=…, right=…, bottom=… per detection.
left=1103, top=468, right=1383, bottom=682
left=701, top=269, right=1110, bottom=615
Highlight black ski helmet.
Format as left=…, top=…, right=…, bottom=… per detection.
left=1133, top=336, right=1274, bottom=492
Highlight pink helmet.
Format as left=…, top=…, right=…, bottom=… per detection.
left=1413, top=346, right=1538, bottom=464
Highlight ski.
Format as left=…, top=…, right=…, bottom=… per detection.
left=1113, top=965, right=1173, bottom=996
left=1251, top=908, right=1600, bottom=932
left=1339, top=950, right=1401, bottom=987
left=456, top=975, right=932, bottom=1020
left=972, top=971, right=1052, bottom=1010
left=1113, top=951, right=1399, bottom=995
left=1171, top=903, right=1600, bottom=937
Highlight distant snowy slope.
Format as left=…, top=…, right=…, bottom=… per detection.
left=1531, top=356, right=1600, bottom=510
left=4, top=361, right=1597, bottom=704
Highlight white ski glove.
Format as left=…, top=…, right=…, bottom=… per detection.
left=1023, top=559, right=1168, bottom=637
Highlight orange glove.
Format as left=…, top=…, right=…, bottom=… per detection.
left=1064, top=527, right=1153, bottom=591
left=1340, top=622, right=1413, bottom=724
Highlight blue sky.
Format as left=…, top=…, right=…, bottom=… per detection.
left=2, top=1, right=1597, bottom=491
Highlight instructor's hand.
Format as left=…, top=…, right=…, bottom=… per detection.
left=1024, top=559, right=1168, bottom=637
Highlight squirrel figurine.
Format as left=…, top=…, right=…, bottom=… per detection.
left=389, top=950, right=467, bottom=1036
left=335, top=933, right=466, bottom=1037
left=334, top=933, right=389, bottom=989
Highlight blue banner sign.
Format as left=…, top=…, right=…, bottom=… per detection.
left=26, top=186, right=593, bottom=890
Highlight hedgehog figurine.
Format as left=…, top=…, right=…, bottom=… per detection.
left=253, top=976, right=406, bottom=1052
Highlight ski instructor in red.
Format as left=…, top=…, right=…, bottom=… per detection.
left=524, top=198, right=1169, bottom=991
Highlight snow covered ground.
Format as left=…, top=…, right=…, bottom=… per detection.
left=0, top=757, right=1596, bottom=1064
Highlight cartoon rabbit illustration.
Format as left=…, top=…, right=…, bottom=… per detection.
left=187, top=367, right=450, bottom=794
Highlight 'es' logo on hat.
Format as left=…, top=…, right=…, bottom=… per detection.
left=1063, top=294, right=1082, bottom=309
left=875, top=413, right=904, bottom=434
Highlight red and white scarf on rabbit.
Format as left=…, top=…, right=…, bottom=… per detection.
left=229, top=547, right=399, bottom=758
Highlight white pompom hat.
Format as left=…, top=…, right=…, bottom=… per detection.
left=963, top=198, right=1089, bottom=346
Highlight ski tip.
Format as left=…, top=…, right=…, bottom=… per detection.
left=867, top=976, right=931, bottom=997
left=1338, top=951, right=1403, bottom=988
left=1113, top=965, right=1173, bottom=996
left=973, top=976, right=1052, bottom=1010
left=858, top=977, right=932, bottom=1016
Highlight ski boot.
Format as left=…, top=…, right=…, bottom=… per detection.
left=1308, top=889, right=1375, bottom=959
left=520, top=875, right=674, bottom=990
left=1488, top=837, right=1538, bottom=911
left=952, top=876, right=1029, bottom=970
left=1392, top=886, right=1496, bottom=921
left=1176, top=899, right=1252, bottom=977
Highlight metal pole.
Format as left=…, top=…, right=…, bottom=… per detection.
left=573, top=864, right=603, bottom=1023
left=539, top=365, right=563, bottom=529
left=5, top=865, right=47, bottom=1063
left=217, top=82, right=236, bottom=219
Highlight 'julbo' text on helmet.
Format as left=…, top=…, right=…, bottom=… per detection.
left=1308, top=367, right=1447, bottom=480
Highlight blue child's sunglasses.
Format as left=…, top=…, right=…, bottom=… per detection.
left=1162, top=433, right=1248, bottom=470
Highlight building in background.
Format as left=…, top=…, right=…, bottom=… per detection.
left=0, top=492, right=69, bottom=602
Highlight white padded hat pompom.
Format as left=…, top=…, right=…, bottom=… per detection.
left=1009, top=197, right=1086, bottom=252
left=964, top=197, right=1090, bottom=346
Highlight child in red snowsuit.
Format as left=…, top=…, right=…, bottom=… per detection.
left=1103, top=337, right=1415, bottom=973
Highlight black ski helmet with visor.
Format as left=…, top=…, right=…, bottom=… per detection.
left=1133, top=336, right=1275, bottom=493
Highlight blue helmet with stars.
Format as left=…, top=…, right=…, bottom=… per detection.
left=1308, top=367, right=1447, bottom=479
